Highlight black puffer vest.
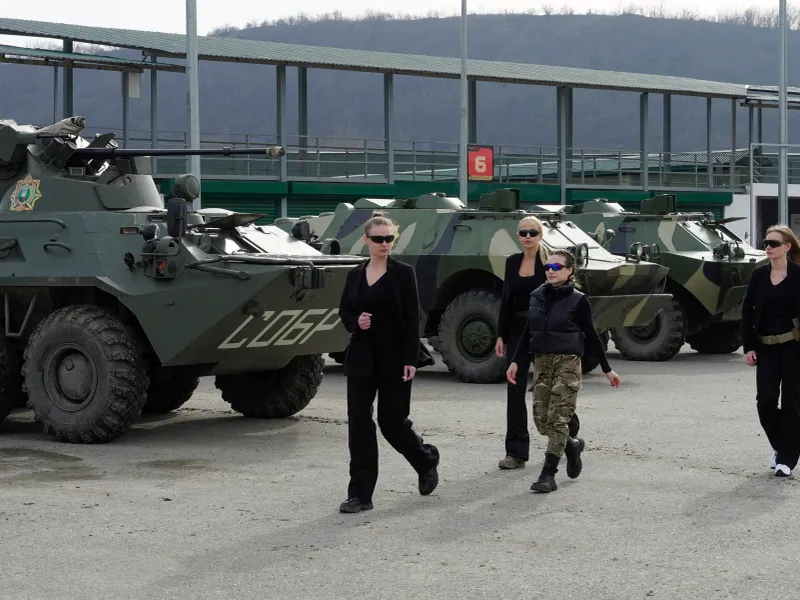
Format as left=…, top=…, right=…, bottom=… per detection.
left=527, top=281, right=584, bottom=356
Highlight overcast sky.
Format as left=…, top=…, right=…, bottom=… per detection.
left=0, top=0, right=789, bottom=46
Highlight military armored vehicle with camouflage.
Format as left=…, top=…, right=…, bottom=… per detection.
left=0, top=117, right=365, bottom=443
left=531, top=194, right=767, bottom=361
left=275, top=189, right=673, bottom=383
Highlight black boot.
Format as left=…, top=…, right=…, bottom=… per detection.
left=564, top=437, right=585, bottom=479
left=418, top=443, right=440, bottom=496
left=530, top=452, right=560, bottom=493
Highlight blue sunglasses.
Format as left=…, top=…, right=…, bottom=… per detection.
left=544, top=263, right=566, bottom=271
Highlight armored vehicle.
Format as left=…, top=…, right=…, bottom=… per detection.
left=274, top=189, right=672, bottom=383
left=0, top=117, right=365, bottom=443
left=531, top=195, right=768, bottom=361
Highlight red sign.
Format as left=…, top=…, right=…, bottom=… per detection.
left=468, top=145, right=494, bottom=181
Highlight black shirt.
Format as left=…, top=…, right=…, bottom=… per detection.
left=497, top=253, right=546, bottom=341
left=760, top=276, right=796, bottom=336
left=512, top=290, right=612, bottom=373
left=359, top=269, right=402, bottom=375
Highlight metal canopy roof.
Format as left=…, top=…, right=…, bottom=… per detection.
left=0, top=17, right=749, bottom=99
left=0, top=44, right=185, bottom=72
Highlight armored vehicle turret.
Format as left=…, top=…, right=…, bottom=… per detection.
left=0, top=117, right=365, bottom=442
left=275, top=188, right=673, bottom=383
left=531, top=194, right=768, bottom=361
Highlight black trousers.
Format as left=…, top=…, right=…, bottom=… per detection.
left=756, top=341, right=800, bottom=469
left=505, top=319, right=579, bottom=461
left=346, top=373, right=438, bottom=503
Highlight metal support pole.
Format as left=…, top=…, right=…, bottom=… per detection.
left=298, top=67, right=308, bottom=176
left=149, top=56, right=159, bottom=174
left=276, top=65, right=287, bottom=182
left=62, top=39, right=73, bottom=118
left=758, top=107, right=763, bottom=144
left=186, top=0, right=202, bottom=208
left=565, top=87, right=573, bottom=184
left=458, top=0, right=469, bottom=203
left=150, top=56, right=158, bottom=149
left=779, top=0, right=789, bottom=224
left=557, top=87, right=567, bottom=204
left=384, top=73, right=395, bottom=184
left=52, top=66, right=59, bottom=123
left=122, top=71, right=130, bottom=149
left=707, top=98, right=713, bottom=188
left=640, top=93, right=649, bottom=192
left=468, top=78, right=477, bottom=144
left=730, top=98, right=737, bottom=187
left=663, top=94, right=671, bottom=185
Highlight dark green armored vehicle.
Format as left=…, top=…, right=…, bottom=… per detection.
left=532, top=194, right=768, bottom=361
left=275, top=189, right=672, bottom=383
left=0, top=117, right=365, bottom=442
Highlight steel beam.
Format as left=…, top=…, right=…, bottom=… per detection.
left=62, top=39, right=73, bottom=118
left=557, top=87, right=567, bottom=204
left=384, top=73, right=395, bottom=184
left=121, top=71, right=130, bottom=148
left=663, top=94, right=671, bottom=185
left=468, top=78, right=477, bottom=143
left=298, top=67, right=308, bottom=176
left=731, top=98, right=737, bottom=187
left=641, top=93, right=649, bottom=191
left=707, top=98, right=713, bottom=188
left=276, top=65, right=287, bottom=182
left=150, top=56, right=158, bottom=149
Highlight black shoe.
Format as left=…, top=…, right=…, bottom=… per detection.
left=565, top=437, right=585, bottom=479
left=531, top=452, right=560, bottom=493
left=339, top=498, right=373, bottom=513
left=418, top=444, right=440, bottom=496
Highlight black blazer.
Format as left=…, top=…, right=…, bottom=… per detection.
left=338, top=256, right=425, bottom=377
left=741, top=261, right=800, bottom=353
left=497, top=252, right=545, bottom=342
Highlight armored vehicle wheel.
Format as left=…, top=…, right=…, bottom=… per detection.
left=215, top=354, right=324, bottom=418
left=0, top=332, right=25, bottom=423
left=581, top=330, right=610, bottom=374
left=438, top=290, right=506, bottom=384
left=21, top=305, right=149, bottom=443
left=143, top=369, right=200, bottom=414
left=610, top=300, right=686, bottom=362
left=687, top=321, right=742, bottom=355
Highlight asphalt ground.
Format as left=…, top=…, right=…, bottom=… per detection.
left=1, top=344, right=797, bottom=600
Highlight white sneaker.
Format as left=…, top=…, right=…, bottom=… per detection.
left=770, top=451, right=778, bottom=469
left=775, top=464, right=791, bottom=477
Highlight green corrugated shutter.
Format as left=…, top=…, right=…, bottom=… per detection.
left=286, top=198, right=341, bottom=217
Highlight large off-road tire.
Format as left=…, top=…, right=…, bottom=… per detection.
left=215, top=354, right=324, bottom=418
left=22, top=305, right=149, bottom=443
left=0, top=332, right=25, bottom=423
left=142, top=369, right=200, bottom=414
left=610, top=300, right=686, bottom=362
left=438, top=290, right=506, bottom=384
left=686, top=321, right=743, bottom=355
left=581, top=330, right=610, bottom=374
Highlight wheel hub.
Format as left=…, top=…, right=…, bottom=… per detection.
left=457, top=317, right=494, bottom=361
left=627, top=317, right=662, bottom=343
left=44, top=344, right=98, bottom=411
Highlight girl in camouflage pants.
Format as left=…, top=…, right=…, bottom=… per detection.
left=506, top=249, right=621, bottom=493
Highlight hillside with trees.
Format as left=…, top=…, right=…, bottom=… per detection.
left=1, top=5, right=799, bottom=152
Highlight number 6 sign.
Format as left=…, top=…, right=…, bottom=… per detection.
left=468, top=145, right=494, bottom=181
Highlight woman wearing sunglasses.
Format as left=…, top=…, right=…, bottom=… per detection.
left=496, top=217, right=582, bottom=474
left=506, top=249, right=621, bottom=493
left=742, top=225, right=800, bottom=477
left=337, top=211, right=440, bottom=513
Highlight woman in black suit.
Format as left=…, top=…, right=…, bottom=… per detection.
left=495, top=216, right=583, bottom=478
left=337, top=211, right=440, bottom=513
left=742, top=224, right=800, bottom=477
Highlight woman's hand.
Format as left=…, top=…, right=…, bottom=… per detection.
left=403, top=366, right=417, bottom=381
left=495, top=338, right=505, bottom=357
left=606, top=371, right=621, bottom=388
left=357, top=312, right=372, bottom=330
left=506, top=362, right=518, bottom=385
left=745, top=351, right=757, bottom=366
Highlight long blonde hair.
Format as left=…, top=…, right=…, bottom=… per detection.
left=518, top=215, right=548, bottom=264
left=766, top=225, right=800, bottom=263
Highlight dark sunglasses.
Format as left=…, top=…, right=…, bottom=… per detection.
left=518, top=229, right=541, bottom=238
left=368, top=234, right=395, bottom=244
left=762, top=239, right=786, bottom=249
left=544, top=263, right=566, bottom=271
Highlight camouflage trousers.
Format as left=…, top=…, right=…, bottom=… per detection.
left=531, top=354, right=582, bottom=458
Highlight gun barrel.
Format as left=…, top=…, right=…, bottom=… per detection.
left=72, top=146, right=286, bottom=159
